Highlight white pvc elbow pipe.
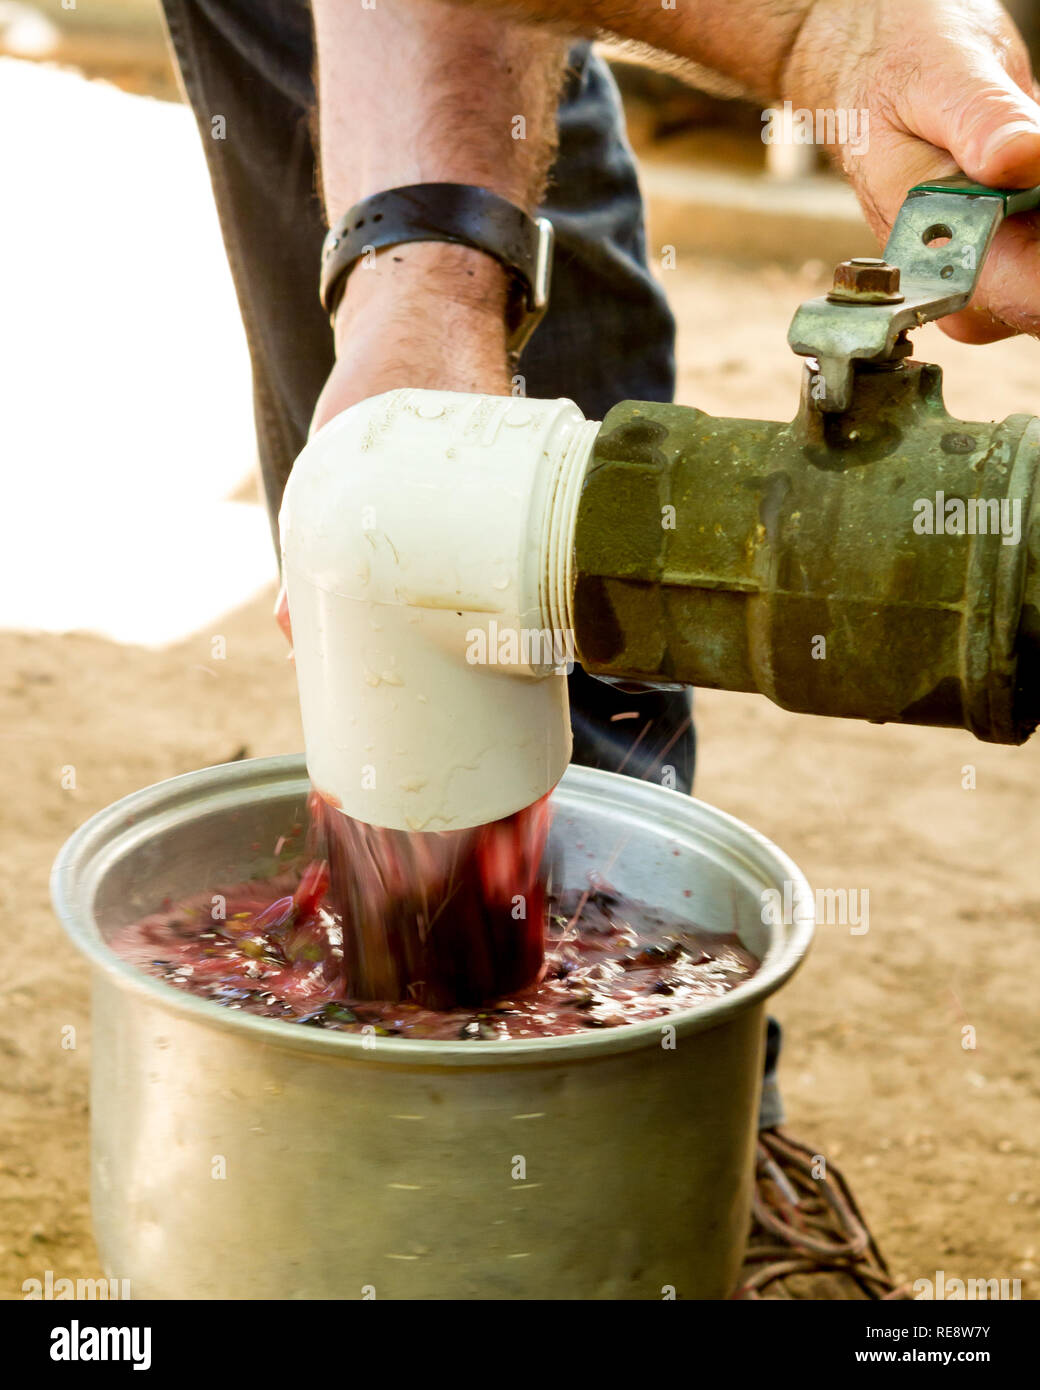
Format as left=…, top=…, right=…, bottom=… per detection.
left=279, top=389, right=600, bottom=833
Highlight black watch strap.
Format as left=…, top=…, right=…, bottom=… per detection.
left=319, top=183, right=554, bottom=355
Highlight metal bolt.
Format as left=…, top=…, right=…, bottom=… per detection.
left=828, top=257, right=904, bottom=303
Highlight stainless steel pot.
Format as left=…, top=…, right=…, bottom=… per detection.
left=52, top=756, right=813, bottom=1300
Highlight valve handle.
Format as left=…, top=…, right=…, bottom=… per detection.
left=905, top=173, right=1040, bottom=217
left=788, top=173, right=1040, bottom=411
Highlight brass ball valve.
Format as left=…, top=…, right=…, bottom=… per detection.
left=574, top=174, right=1040, bottom=746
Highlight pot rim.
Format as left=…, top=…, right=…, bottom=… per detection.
left=51, top=755, right=814, bottom=1068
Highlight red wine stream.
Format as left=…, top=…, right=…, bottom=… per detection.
left=307, top=791, right=551, bottom=1009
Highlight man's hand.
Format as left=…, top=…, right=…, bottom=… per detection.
left=784, top=0, right=1040, bottom=343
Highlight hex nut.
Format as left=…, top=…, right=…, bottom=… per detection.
left=828, top=258, right=903, bottom=302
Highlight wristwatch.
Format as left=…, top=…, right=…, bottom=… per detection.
left=319, top=183, right=554, bottom=356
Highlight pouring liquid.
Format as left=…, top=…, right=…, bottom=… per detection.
left=108, top=793, right=759, bottom=1041
left=309, top=791, right=551, bottom=1010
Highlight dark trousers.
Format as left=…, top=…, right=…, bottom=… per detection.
left=159, top=0, right=782, bottom=1126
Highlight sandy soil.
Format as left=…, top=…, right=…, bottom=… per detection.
left=4, top=228, right=1040, bottom=1299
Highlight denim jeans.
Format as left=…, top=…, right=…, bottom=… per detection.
left=159, top=0, right=782, bottom=1128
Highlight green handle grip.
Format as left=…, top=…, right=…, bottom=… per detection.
left=908, top=172, right=1040, bottom=217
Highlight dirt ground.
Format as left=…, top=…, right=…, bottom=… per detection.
left=4, top=213, right=1040, bottom=1297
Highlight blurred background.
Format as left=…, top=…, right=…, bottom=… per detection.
left=2, top=0, right=1039, bottom=1300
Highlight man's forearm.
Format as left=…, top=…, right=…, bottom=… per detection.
left=313, top=0, right=566, bottom=218
left=445, top=0, right=821, bottom=105
left=310, top=1, right=566, bottom=416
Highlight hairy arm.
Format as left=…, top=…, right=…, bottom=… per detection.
left=441, top=0, right=818, bottom=104
left=442, top=0, right=1040, bottom=340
